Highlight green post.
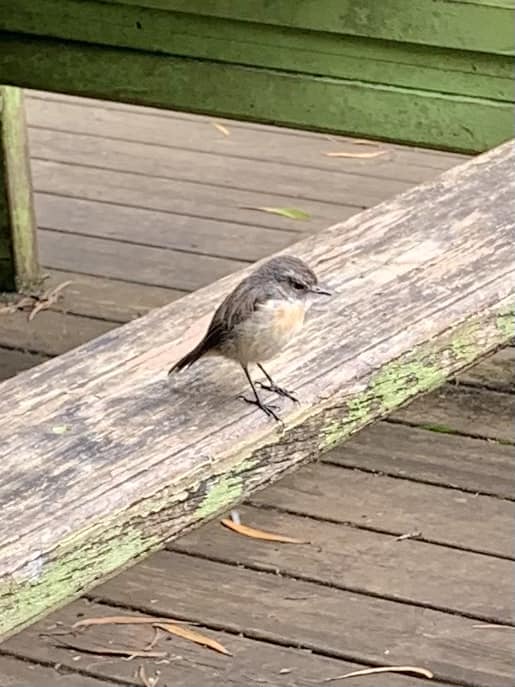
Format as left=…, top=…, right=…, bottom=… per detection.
left=0, top=86, right=39, bottom=292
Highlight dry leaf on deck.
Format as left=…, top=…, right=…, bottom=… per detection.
left=53, top=639, right=166, bottom=660
left=72, top=615, right=189, bottom=629
left=138, top=664, right=160, bottom=687
left=28, top=281, right=73, bottom=321
left=221, top=518, right=308, bottom=544
left=324, top=150, right=387, bottom=159
left=249, top=207, right=311, bottom=220
left=153, top=622, right=231, bottom=656
left=322, top=665, right=434, bottom=681
left=212, top=122, right=230, bottom=136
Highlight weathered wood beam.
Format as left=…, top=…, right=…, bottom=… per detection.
left=0, top=140, right=514, bottom=640
left=0, top=86, right=39, bottom=292
left=0, top=2, right=513, bottom=152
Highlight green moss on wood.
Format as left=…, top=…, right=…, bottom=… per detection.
left=319, top=302, right=513, bottom=450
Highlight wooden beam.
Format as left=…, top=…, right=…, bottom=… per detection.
left=1, top=0, right=514, bottom=153
left=0, top=140, right=513, bottom=640
left=0, top=86, right=39, bottom=292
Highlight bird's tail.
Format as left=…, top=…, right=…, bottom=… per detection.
left=168, top=338, right=207, bottom=375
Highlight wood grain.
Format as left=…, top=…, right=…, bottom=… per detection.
left=0, top=140, right=513, bottom=640
left=1, top=34, right=512, bottom=153
left=0, top=346, right=49, bottom=381
left=36, top=194, right=301, bottom=263
left=458, top=344, right=514, bottom=392
left=0, top=86, right=39, bottom=291
left=38, top=230, right=248, bottom=291
left=29, top=128, right=410, bottom=207
left=1, top=599, right=448, bottom=687
left=31, top=160, right=359, bottom=232
left=251, top=463, right=514, bottom=557
left=25, top=96, right=466, bottom=184
left=0, top=654, right=111, bottom=686
left=326, top=420, right=515, bottom=498
left=391, top=384, right=514, bottom=443
left=25, top=91, right=471, bottom=171
left=171, top=505, right=514, bottom=621
left=93, top=552, right=515, bottom=686
left=39, top=269, right=181, bottom=323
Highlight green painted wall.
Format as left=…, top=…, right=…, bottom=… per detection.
left=0, top=0, right=514, bottom=151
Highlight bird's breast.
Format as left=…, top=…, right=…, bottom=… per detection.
left=229, top=298, right=306, bottom=364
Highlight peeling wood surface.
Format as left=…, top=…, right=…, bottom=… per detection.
left=0, top=138, right=513, bottom=643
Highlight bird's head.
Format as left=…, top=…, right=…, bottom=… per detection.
left=258, top=255, right=332, bottom=302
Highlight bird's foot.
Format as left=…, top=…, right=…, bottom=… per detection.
left=238, top=395, right=283, bottom=424
left=257, top=381, right=299, bottom=404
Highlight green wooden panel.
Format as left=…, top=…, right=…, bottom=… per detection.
left=1, top=0, right=513, bottom=102
left=0, top=34, right=513, bottom=153
left=0, top=92, right=16, bottom=292
left=100, top=0, right=515, bottom=55
left=0, top=86, right=39, bottom=293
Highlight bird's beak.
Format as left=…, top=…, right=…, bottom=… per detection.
left=310, top=283, right=332, bottom=296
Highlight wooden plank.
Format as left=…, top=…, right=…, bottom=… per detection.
left=40, top=269, right=181, bottom=323
left=0, top=346, right=49, bottom=381
left=252, top=464, right=513, bottom=557
left=31, top=160, right=358, bottom=232
left=0, top=141, right=513, bottom=640
left=0, top=309, right=114, bottom=356
left=25, top=90, right=471, bottom=172
left=391, top=384, right=514, bottom=443
left=38, top=231, right=248, bottom=291
left=104, top=0, right=514, bottom=54
left=326, top=421, right=515, bottom=499
left=0, top=655, right=111, bottom=686
left=26, top=96, right=466, bottom=185
left=0, top=35, right=512, bottom=152
left=172, top=504, right=513, bottom=622
left=458, top=345, right=514, bottom=392
left=29, top=128, right=410, bottom=207
left=93, top=552, right=515, bottom=686
left=2, top=599, right=448, bottom=687
left=5, top=1, right=513, bottom=100
left=0, top=86, right=39, bottom=291
left=35, top=195, right=302, bottom=263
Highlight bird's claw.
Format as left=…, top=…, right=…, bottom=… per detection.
left=257, top=381, right=299, bottom=404
left=238, top=395, right=283, bottom=424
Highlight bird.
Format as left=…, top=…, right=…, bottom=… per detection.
left=168, top=255, right=331, bottom=421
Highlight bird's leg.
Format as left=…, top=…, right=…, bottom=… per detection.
left=238, top=365, right=283, bottom=423
left=256, top=364, right=299, bottom=403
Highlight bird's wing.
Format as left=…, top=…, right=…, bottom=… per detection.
left=202, top=277, right=265, bottom=350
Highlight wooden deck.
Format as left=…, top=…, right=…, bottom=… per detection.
left=0, top=91, right=513, bottom=686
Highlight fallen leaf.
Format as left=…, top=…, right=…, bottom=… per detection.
left=221, top=518, right=308, bottom=544
left=28, top=281, right=72, bottom=321
left=138, top=664, right=160, bottom=687
left=212, top=122, right=230, bottom=136
left=145, top=627, right=161, bottom=651
left=73, top=615, right=192, bottom=629
left=246, top=207, right=311, bottom=220
left=472, top=623, right=513, bottom=629
left=53, top=639, right=166, bottom=660
left=153, top=623, right=231, bottom=656
left=322, top=665, right=434, bottom=682
left=324, top=150, right=387, bottom=159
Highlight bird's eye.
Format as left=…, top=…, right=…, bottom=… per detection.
left=290, top=279, right=305, bottom=290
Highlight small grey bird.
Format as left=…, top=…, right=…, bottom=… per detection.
left=168, top=255, right=331, bottom=421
